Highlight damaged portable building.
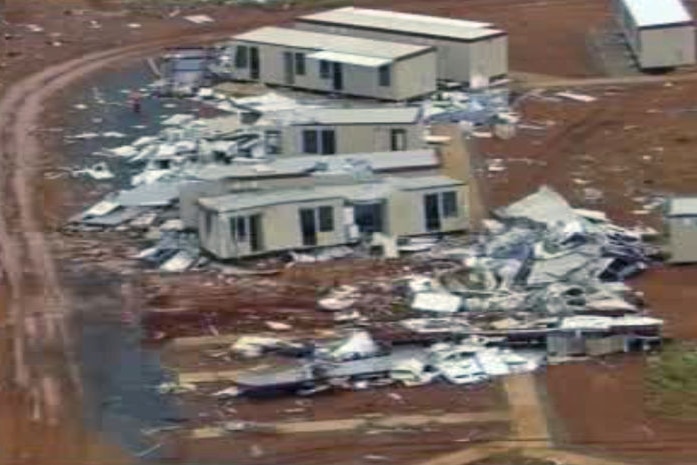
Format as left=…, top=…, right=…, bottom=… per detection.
left=197, top=175, right=466, bottom=259
left=296, top=7, right=508, bottom=87
left=256, top=106, right=425, bottom=156
left=225, top=27, right=438, bottom=101
left=180, top=149, right=442, bottom=228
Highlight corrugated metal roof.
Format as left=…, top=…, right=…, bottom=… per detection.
left=191, top=149, right=439, bottom=181
left=198, top=175, right=462, bottom=212
left=308, top=50, right=391, bottom=67
left=232, top=27, right=432, bottom=59
left=668, top=197, right=697, bottom=216
left=298, top=7, right=504, bottom=41
left=621, top=0, right=692, bottom=27
left=291, top=106, right=422, bottom=125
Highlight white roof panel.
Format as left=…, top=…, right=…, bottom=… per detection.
left=299, top=7, right=504, bottom=41
left=622, top=0, right=693, bottom=28
left=308, top=50, right=390, bottom=67
left=668, top=197, right=697, bottom=216
left=233, top=27, right=432, bottom=60
left=291, top=106, right=422, bottom=125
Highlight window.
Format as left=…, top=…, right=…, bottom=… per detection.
left=235, top=46, right=248, bottom=69
left=302, top=129, right=319, bottom=154
left=205, top=210, right=214, bottom=237
left=265, top=130, right=282, bottom=155
left=378, top=65, right=391, bottom=87
left=390, top=128, right=407, bottom=151
left=301, top=129, right=336, bottom=155
left=236, top=217, right=247, bottom=241
left=441, top=191, right=458, bottom=218
left=318, top=206, right=334, bottom=232
left=295, top=53, right=306, bottom=76
left=319, top=60, right=331, bottom=79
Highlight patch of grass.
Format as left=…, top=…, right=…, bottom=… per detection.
left=646, top=342, right=697, bottom=419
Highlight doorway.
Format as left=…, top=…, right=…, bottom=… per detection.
left=299, top=208, right=317, bottom=246
left=332, top=62, right=343, bottom=91
left=354, top=202, right=384, bottom=234
left=250, top=46, right=260, bottom=80
left=283, top=51, right=295, bottom=85
left=424, top=194, right=441, bottom=231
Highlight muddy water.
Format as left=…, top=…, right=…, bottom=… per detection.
left=58, top=60, right=210, bottom=461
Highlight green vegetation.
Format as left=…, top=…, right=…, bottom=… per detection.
left=646, top=342, right=697, bottom=419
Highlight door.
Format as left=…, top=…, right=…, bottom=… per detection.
left=424, top=194, right=441, bottom=231
left=390, top=129, right=407, bottom=151
left=283, top=51, right=295, bottom=85
left=332, top=62, right=343, bottom=91
left=299, top=208, right=317, bottom=247
left=354, top=203, right=384, bottom=233
left=320, top=129, right=336, bottom=155
left=249, top=214, right=263, bottom=252
left=250, top=46, right=260, bottom=80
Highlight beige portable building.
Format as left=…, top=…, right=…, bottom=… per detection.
left=666, top=197, right=697, bottom=263
left=259, top=106, right=424, bottom=156
left=227, top=27, right=437, bottom=101
left=613, top=0, right=695, bottom=69
left=295, top=7, right=507, bottom=87
left=197, top=175, right=466, bottom=259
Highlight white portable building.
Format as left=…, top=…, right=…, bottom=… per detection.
left=295, top=7, right=507, bottom=87
left=227, top=27, right=437, bottom=101
left=613, top=0, right=695, bottom=69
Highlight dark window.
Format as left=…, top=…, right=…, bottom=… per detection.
left=320, top=129, right=336, bottom=155
left=390, top=128, right=407, bottom=151
left=235, top=46, right=248, bottom=69
left=249, top=214, right=262, bottom=252
left=318, top=206, right=334, bottom=232
left=295, top=53, right=306, bottom=76
left=236, top=216, right=247, bottom=241
left=265, top=130, right=282, bottom=155
left=442, top=191, right=458, bottom=218
left=319, top=60, right=331, bottom=79
left=302, top=130, right=318, bottom=154
left=378, top=65, right=391, bottom=87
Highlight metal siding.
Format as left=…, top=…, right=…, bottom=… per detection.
left=668, top=218, right=697, bottom=263
left=393, top=51, right=437, bottom=100
left=639, top=25, right=696, bottom=68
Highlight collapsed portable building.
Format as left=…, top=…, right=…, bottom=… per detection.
left=226, top=27, right=437, bottom=101
left=612, top=0, right=695, bottom=69
left=257, top=106, right=425, bottom=156
left=295, top=7, right=507, bottom=87
left=196, top=175, right=466, bottom=259
left=180, top=149, right=442, bottom=228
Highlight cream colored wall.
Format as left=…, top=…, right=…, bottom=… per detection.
left=639, top=25, right=696, bottom=68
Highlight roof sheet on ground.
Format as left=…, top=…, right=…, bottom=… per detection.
left=232, top=27, right=433, bottom=60
left=298, top=7, right=504, bottom=41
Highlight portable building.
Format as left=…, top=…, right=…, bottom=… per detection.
left=295, top=7, right=507, bottom=87
left=180, top=149, right=441, bottom=228
left=197, top=175, right=466, bottom=259
left=227, top=27, right=437, bottom=101
left=612, top=0, right=695, bottom=69
left=665, top=197, right=697, bottom=263
left=259, top=106, right=424, bottom=156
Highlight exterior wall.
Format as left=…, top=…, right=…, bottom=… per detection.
left=295, top=21, right=508, bottom=84
left=639, top=25, right=696, bottom=68
left=228, top=40, right=435, bottom=100
left=667, top=216, right=697, bottom=263
left=199, top=198, right=347, bottom=259
left=281, top=123, right=424, bottom=155
left=385, top=186, right=467, bottom=237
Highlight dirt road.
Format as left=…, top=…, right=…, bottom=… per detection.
left=0, top=29, right=277, bottom=465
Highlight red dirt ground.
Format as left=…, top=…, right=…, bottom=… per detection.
left=545, top=356, right=697, bottom=465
